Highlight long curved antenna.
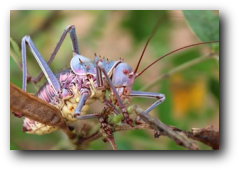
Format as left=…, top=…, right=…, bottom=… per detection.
left=134, top=16, right=165, bottom=74
left=136, top=41, right=219, bottom=78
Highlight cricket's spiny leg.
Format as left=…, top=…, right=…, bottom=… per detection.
left=103, top=97, right=121, bottom=115
left=95, top=63, right=120, bottom=115
left=99, top=117, right=112, bottom=137
left=74, top=113, right=101, bottom=120
left=96, top=62, right=133, bottom=126
left=74, top=89, right=90, bottom=119
left=129, top=90, right=165, bottom=114
left=73, top=88, right=101, bottom=120
left=21, top=36, right=61, bottom=95
left=28, top=25, right=80, bottom=84
left=98, top=115, right=118, bottom=150
left=96, top=64, right=104, bottom=88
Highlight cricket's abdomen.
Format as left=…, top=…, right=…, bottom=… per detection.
left=22, top=69, right=105, bottom=135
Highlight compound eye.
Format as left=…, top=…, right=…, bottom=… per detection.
left=122, top=69, right=129, bottom=75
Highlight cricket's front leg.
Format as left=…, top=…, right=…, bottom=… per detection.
left=96, top=62, right=133, bottom=126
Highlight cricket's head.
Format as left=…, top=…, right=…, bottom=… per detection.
left=111, top=62, right=135, bottom=98
left=109, top=40, right=219, bottom=102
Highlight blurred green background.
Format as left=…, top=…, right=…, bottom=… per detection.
left=10, top=10, right=219, bottom=150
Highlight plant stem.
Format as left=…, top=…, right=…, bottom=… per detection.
left=133, top=105, right=199, bottom=150
left=140, top=53, right=216, bottom=91
left=10, top=50, right=39, bottom=91
left=114, top=123, right=219, bottom=150
left=10, top=49, right=22, bottom=71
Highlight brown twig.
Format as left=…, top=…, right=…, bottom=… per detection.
left=10, top=83, right=76, bottom=141
left=186, top=126, right=219, bottom=150
left=114, top=123, right=219, bottom=150
left=78, top=122, right=219, bottom=150
left=10, top=83, right=64, bottom=127
left=10, top=83, right=219, bottom=150
left=133, top=105, right=199, bottom=150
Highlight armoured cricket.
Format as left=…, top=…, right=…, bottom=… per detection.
left=11, top=20, right=218, bottom=139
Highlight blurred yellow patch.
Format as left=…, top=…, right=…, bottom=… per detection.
left=170, top=74, right=206, bottom=118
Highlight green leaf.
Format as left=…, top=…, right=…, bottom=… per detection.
left=121, top=10, right=170, bottom=43
left=183, top=10, right=219, bottom=50
left=10, top=37, right=21, bottom=57
left=171, top=49, right=218, bottom=80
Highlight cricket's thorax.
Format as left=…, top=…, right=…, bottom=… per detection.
left=23, top=69, right=106, bottom=135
